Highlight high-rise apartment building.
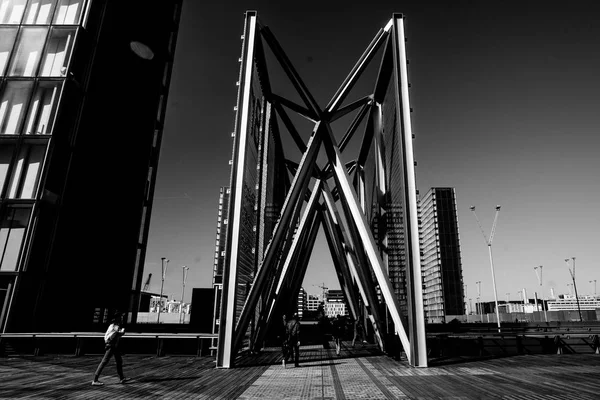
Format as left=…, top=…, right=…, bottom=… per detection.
left=0, top=0, right=182, bottom=332
left=420, top=188, right=465, bottom=322
left=296, top=287, right=306, bottom=318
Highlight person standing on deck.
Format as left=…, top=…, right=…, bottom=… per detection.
left=285, top=313, right=301, bottom=367
left=332, top=315, right=344, bottom=356
left=281, top=314, right=289, bottom=367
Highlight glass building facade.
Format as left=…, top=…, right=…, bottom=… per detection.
left=0, top=0, right=182, bottom=332
left=420, top=187, right=465, bottom=322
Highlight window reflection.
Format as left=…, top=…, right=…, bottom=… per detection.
left=39, top=28, right=75, bottom=76
left=24, top=0, right=57, bottom=25
left=0, top=143, right=15, bottom=193
left=8, top=27, right=48, bottom=77
left=8, top=143, right=45, bottom=198
left=0, top=0, right=27, bottom=24
left=24, top=81, right=61, bottom=135
left=0, top=28, right=18, bottom=76
left=0, top=81, right=34, bottom=134
left=0, top=206, right=32, bottom=271
left=53, top=0, right=82, bottom=25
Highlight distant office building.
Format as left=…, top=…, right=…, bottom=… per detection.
left=419, top=188, right=465, bottom=322
left=0, top=0, right=182, bottom=332
left=297, top=287, right=306, bottom=318
left=306, top=294, right=321, bottom=312
left=325, top=289, right=348, bottom=318
left=548, top=295, right=600, bottom=311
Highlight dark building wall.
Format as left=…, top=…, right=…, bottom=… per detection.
left=435, top=189, right=464, bottom=315
left=190, top=288, right=215, bottom=333
left=4, top=0, right=182, bottom=332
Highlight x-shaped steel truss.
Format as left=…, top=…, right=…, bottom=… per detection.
left=217, top=11, right=427, bottom=368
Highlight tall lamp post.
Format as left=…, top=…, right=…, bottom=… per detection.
left=180, top=266, right=190, bottom=323
left=534, top=265, right=547, bottom=322
left=158, top=257, right=169, bottom=324
left=476, top=280, right=482, bottom=321
left=565, top=257, right=583, bottom=322
left=469, top=298, right=473, bottom=315
left=471, top=205, right=502, bottom=331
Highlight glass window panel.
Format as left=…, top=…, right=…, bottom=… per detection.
left=24, top=0, right=57, bottom=25
left=0, top=144, right=15, bottom=193
left=0, top=206, right=32, bottom=271
left=39, top=28, right=75, bottom=76
left=7, top=143, right=45, bottom=198
left=0, top=81, right=34, bottom=135
left=53, top=0, right=82, bottom=25
left=0, top=0, right=27, bottom=24
left=8, top=27, right=49, bottom=77
left=0, top=28, right=18, bottom=76
left=24, top=81, right=61, bottom=135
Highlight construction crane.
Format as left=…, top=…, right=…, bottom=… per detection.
left=312, top=283, right=328, bottom=303
left=143, top=273, right=152, bottom=292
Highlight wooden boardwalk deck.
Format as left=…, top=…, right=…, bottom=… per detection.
left=0, top=341, right=599, bottom=399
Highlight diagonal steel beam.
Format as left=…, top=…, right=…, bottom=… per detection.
left=339, top=102, right=372, bottom=153
left=357, top=103, right=378, bottom=167
left=260, top=180, right=321, bottom=337
left=329, top=95, right=372, bottom=123
left=322, top=123, right=411, bottom=360
left=260, top=27, right=321, bottom=119
left=284, top=211, right=321, bottom=316
left=273, top=102, right=307, bottom=153
left=232, top=123, right=323, bottom=358
left=320, top=205, right=359, bottom=320
left=272, top=93, right=316, bottom=123
left=326, top=24, right=390, bottom=114
left=321, top=184, right=384, bottom=350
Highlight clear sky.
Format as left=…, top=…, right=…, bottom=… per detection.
left=144, top=0, right=600, bottom=305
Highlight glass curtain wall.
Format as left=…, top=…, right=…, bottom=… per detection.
left=0, top=0, right=85, bottom=280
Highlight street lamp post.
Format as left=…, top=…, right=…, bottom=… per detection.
left=469, top=298, right=473, bottom=315
left=534, top=265, right=547, bottom=322
left=565, top=257, right=583, bottom=322
left=471, top=206, right=502, bottom=332
left=476, top=280, right=482, bottom=321
left=180, top=266, right=190, bottom=323
left=158, top=258, right=169, bottom=324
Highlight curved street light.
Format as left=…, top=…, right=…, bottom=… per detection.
left=471, top=205, right=502, bottom=332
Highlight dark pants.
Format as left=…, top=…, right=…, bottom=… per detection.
left=286, top=338, right=299, bottom=366
left=94, top=345, right=124, bottom=380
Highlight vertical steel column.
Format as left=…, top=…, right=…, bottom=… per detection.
left=391, top=14, right=427, bottom=367
left=216, top=11, right=258, bottom=368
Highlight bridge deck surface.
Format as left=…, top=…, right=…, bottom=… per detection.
left=1, top=341, right=599, bottom=399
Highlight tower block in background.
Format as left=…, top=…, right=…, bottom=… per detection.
left=216, top=11, right=427, bottom=368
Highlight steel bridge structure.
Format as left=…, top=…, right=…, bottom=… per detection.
left=216, top=11, right=427, bottom=368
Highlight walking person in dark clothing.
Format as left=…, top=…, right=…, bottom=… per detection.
left=352, top=318, right=367, bottom=347
left=92, top=312, right=129, bottom=385
left=281, top=314, right=289, bottom=367
left=332, top=315, right=344, bottom=355
left=285, top=313, right=301, bottom=367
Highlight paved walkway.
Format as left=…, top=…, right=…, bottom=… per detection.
left=0, top=342, right=599, bottom=399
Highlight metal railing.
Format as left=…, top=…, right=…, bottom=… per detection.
left=0, top=332, right=217, bottom=357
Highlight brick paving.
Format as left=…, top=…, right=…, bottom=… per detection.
left=0, top=341, right=599, bottom=399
